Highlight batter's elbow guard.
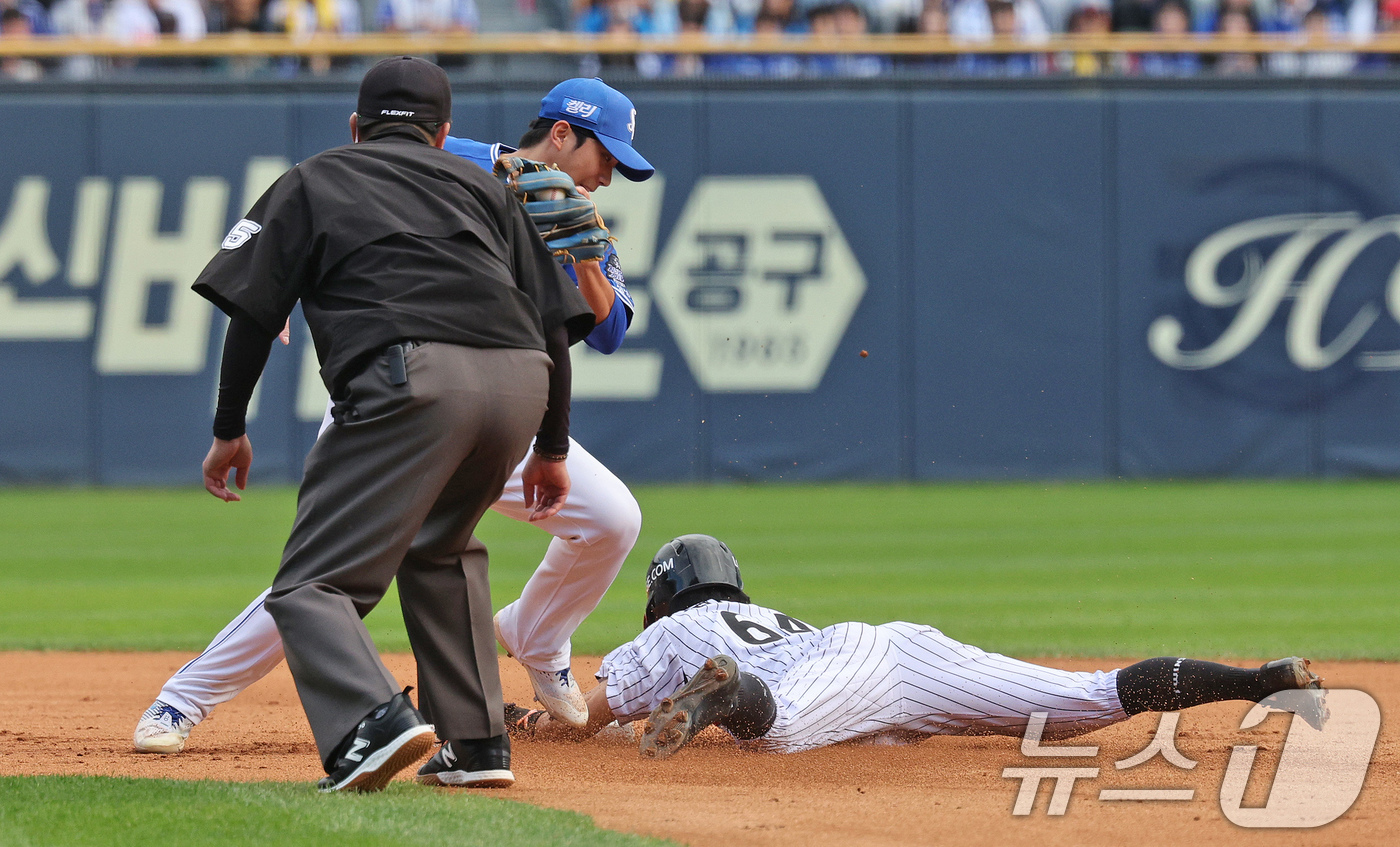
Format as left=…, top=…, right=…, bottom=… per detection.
left=717, top=672, right=776, bottom=740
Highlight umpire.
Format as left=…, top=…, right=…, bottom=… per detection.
left=191, top=57, right=594, bottom=793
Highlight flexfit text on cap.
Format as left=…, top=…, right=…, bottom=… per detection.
left=357, top=56, right=452, bottom=125
left=538, top=78, right=654, bottom=182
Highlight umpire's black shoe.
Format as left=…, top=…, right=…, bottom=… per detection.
left=416, top=735, right=515, bottom=788
left=316, top=688, right=436, bottom=794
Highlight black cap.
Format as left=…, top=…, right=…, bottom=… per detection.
left=356, top=56, right=451, bottom=125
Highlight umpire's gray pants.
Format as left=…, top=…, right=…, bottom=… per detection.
left=264, top=342, right=550, bottom=766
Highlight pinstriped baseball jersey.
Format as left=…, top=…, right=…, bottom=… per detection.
left=599, top=600, right=1127, bottom=753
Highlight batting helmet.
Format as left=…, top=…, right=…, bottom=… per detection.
left=643, top=534, right=749, bottom=627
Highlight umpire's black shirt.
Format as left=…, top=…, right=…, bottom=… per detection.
left=193, top=128, right=593, bottom=397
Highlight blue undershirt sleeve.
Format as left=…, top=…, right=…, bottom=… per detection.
left=584, top=298, right=628, bottom=354
left=581, top=246, right=633, bottom=354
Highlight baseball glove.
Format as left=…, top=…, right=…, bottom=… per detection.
left=494, top=156, right=613, bottom=264
left=504, top=702, right=546, bottom=737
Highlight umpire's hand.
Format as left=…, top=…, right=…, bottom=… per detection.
left=521, top=453, right=570, bottom=522
left=203, top=436, right=253, bottom=502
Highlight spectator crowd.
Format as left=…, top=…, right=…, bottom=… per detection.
left=574, top=0, right=1398, bottom=77
left=1, top=0, right=1397, bottom=79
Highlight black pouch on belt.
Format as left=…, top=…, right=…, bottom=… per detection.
left=386, top=344, right=408, bottom=386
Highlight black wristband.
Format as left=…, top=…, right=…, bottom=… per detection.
left=532, top=445, right=568, bottom=462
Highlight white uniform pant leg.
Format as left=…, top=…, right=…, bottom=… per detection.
left=490, top=437, right=641, bottom=671
left=760, top=623, right=906, bottom=753
left=155, top=588, right=286, bottom=724
left=885, top=623, right=1126, bottom=739
left=153, top=398, right=334, bottom=725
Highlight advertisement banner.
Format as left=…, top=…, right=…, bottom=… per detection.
left=2, top=85, right=1399, bottom=484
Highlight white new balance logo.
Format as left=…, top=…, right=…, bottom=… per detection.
left=344, top=738, right=371, bottom=762
left=441, top=744, right=457, bottom=767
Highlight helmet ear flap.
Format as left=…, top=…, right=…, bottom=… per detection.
left=644, top=593, right=666, bottom=627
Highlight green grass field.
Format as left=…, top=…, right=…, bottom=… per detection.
left=0, top=777, right=671, bottom=846
left=0, top=481, right=1395, bottom=659
left=2, top=481, right=1396, bottom=846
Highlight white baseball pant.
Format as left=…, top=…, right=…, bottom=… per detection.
left=758, top=621, right=1126, bottom=752
left=157, top=433, right=640, bottom=724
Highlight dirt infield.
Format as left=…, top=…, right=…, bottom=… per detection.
left=0, top=652, right=1393, bottom=846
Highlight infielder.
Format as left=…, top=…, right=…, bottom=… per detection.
left=504, top=534, right=1326, bottom=763
left=135, top=78, right=654, bottom=757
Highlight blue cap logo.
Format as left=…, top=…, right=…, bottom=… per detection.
left=539, top=78, right=654, bottom=182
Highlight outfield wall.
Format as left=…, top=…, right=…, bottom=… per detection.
left=3, top=82, right=1400, bottom=483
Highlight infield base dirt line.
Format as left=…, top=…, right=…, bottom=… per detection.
left=0, top=652, right=1393, bottom=847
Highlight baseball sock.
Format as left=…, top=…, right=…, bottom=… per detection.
left=1116, top=657, right=1286, bottom=715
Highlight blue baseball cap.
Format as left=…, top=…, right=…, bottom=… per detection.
left=538, top=78, right=654, bottom=182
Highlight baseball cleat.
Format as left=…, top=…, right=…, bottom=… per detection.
left=133, top=701, right=194, bottom=754
left=316, top=689, right=435, bottom=794
left=416, top=736, right=515, bottom=788
left=494, top=612, right=588, bottom=728
left=522, top=665, right=588, bottom=729
left=1259, top=657, right=1329, bottom=731
left=639, top=654, right=739, bottom=760
left=1260, top=656, right=1322, bottom=691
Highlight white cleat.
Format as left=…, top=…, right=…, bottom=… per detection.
left=493, top=612, right=588, bottom=729
left=523, top=665, right=589, bottom=729
left=133, top=701, right=194, bottom=754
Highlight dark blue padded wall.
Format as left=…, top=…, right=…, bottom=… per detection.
left=3, top=84, right=1400, bottom=484
left=1114, top=93, right=1318, bottom=477
left=910, top=93, right=1109, bottom=479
